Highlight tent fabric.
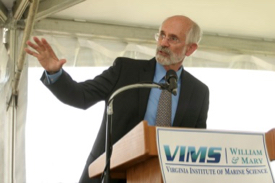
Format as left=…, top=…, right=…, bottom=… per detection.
left=28, top=32, right=275, bottom=71
left=1, top=28, right=27, bottom=183
left=15, top=59, right=28, bottom=183
left=0, top=27, right=13, bottom=183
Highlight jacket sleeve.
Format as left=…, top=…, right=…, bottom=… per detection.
left=40, top=58, right=123, bottom=109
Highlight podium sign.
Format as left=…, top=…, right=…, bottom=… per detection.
left=156, top=128, right=274, bottom=183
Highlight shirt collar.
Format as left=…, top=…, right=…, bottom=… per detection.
left=155, top=62, right=183, bottom=83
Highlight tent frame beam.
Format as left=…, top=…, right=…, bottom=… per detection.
left=30, top=18, right=275, bottom=56
left=36, top=0, right=86, bottom=21
left=0, top=0, right=8, bottom=24
left=12, top=0, right=39, bottom=96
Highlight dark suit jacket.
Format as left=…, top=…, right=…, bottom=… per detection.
left=41, top=57, right=209, bottom=183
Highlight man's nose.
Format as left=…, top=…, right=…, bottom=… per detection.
left=159, top=37, right=170, bottom=47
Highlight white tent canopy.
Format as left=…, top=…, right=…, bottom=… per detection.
left=1, top=0, right=275, bottom=182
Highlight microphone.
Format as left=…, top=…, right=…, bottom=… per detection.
left=165, top=70, right=178, bottom=96
left=103, top=75, right=178, bottom=182
left=103, top=82, right=163, bottom=183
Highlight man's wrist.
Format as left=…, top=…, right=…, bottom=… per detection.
left=45, top=69, right=62, bottom=84
left=46, top=70, right=59, bottom=75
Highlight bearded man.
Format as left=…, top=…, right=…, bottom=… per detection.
left=25, top=15, right=209, bottom=183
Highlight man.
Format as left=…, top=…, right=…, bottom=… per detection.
left=25, top=15, right=209, bottom=183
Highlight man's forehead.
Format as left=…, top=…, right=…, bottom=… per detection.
left=162, top=16, right=193, bottom=29
left=159, top=30, right=180, bottom=37
left=160, top=21, right=190, bottom=37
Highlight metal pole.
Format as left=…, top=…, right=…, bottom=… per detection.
left=101, top=83, right=163, bottom=182
left=12, top=0, right=40, bottom=95
left=10, top=0, right=39, bottom=182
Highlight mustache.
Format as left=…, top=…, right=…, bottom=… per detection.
left=157, top=46, right=170, bottom=55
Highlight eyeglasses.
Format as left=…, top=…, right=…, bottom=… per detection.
left=155, top=33, right=181, bottom=45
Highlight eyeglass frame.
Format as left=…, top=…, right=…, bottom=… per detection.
left=154, top=32, right=182, bottom=45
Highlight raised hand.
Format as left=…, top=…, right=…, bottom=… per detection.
left=25, top=37, right=66, bottom=74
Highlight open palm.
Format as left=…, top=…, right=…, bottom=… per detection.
left=25, top=37, right=66, bottom=74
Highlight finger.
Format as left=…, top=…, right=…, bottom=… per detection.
left=59, top=59, right=67, bottom=66
left=25, top=47, right=34, bottom=55
left=31, top=52, right=40, bottom=58
left=24, top=47, right=32, bottom=54
left=33, top=36, right=42, bottom=45
left=33, top=37, right=46, bottom=52
left=26, top=40, right=40, bottom=51
left=41, top=38, right=53, bottom=51
left=56, top=59, right=66, bottom=69
left=41, top=38, right=59, bottom=60
left=25, top=48, right=39, bottom=58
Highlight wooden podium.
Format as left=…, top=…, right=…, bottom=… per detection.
left=89, top=121, right=275, bottom=182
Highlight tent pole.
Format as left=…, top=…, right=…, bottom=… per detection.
left=9, top=1, right=39, bottom=182
left=12, top=0, right=39, bottom=96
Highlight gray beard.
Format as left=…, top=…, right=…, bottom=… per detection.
left=156, top=54, right=183, bottom=65
left=155, top=46, right=186, bottom=66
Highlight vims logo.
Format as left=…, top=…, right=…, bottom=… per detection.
left=164, top=145, right=222, bottom=163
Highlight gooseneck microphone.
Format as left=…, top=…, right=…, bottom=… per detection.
left=165, top=70, right=178, bottom=96
left=101, top=70, right=178, bottom=183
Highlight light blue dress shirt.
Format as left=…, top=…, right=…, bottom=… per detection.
left=144, top=62, right=182, bottom=126
left=45, top=69, right=63, bottom=84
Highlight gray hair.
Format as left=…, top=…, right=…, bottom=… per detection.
left=186, top=21, right=203, bottom=44
left=159, top=15, right=203, bottom=45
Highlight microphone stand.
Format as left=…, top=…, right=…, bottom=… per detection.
left=101, top=82, right=169, bottom=183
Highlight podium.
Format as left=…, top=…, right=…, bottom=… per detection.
left=89, top=121, right=275, bottom=182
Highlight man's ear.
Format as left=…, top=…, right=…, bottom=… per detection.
left=185, top=43, right=198, bottom=56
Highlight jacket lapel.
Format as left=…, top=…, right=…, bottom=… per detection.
left=173, top=70, right=194, bottom=127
